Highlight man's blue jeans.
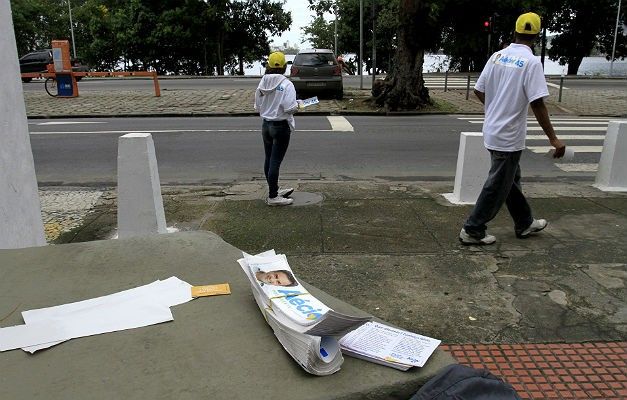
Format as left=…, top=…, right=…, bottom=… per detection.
left=464, top=150, right=534, bottom=238
left=262, top=119, right=291, bottom=198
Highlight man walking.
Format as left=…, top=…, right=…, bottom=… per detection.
left=459, top=12, right=566, bottom=245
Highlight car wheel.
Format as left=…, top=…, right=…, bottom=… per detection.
left=335, top=90, right=344, bottom=100
left=22, top=77, right=32, bottom=83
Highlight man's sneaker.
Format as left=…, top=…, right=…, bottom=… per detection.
left=278, top=187, right=294, bottom=198
left=266, top=196, right=294, bottom=206
left=459, top=228, right=496, bottom=245
left=517, top=219, right=548, bottom=238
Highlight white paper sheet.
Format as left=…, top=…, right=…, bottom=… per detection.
left=0, top=277, right=192, bottom=353
left=1, top=299, right=173, bottom=352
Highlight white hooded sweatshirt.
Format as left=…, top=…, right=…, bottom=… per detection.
left=254, top=74, right=299, bottom=131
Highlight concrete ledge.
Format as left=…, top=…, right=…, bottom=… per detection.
left=0, top=232, right=454, bottom=400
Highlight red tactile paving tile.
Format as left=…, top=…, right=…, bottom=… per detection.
left=440, top=342, right=627, bottom=400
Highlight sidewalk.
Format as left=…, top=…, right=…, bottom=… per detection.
left=39, top=180, right=627, bottom=399
left=26, top=76, right=627, bottom=398
left=23, top=84, right=627, bottom=118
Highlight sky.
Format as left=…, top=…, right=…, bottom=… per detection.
left=270, top=0, right=315, bottom=49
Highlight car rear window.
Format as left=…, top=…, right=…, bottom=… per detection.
left=294, top=53, right=336, bottom=67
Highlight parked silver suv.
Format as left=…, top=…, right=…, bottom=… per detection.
left=289, top=49, right=343, bottom=99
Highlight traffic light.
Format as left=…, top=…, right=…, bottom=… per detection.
left=483, top=17, right=493, bottom=33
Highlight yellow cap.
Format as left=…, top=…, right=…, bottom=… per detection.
left=267, top=51, right=286, bottom=68
left=515, top=12, right=541, bottom=35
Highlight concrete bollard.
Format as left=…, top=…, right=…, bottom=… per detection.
left=594, top=121, right=627, bottom=192
left=442, top=132, right=490, bottom=205
left=0, top=1, right=46, bottom=249
left=117, top=133, right=167, bottom=239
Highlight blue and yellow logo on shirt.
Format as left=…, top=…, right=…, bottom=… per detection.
left=494, top=53, right=527, bottom=68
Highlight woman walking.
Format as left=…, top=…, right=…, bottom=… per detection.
left=254, top=51, right=302, bottom=206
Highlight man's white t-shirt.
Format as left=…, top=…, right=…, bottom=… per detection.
left=474, top=43, right=549, bottom=152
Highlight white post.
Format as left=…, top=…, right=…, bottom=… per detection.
left=0, top=2, right=46, bottom=249
left=442, top=132, right=490, bottom=205
left=594, top=121, right=627, bottom=192
left=117, top=133, right=167, bottom=239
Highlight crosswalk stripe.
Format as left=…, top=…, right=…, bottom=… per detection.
left=527, top=146, right=603, bottom=153
left=555, top=163, right=599, bottom=172
left=546, top=82, right=569, bottom=89
left=457, top=117, right=611, bottom=121
left=327, top=116, right=354, bottom=132
left=527, top=127, right=607, bottom=131
left=465, top=120, right=609, bottom=125
left=454, top=116, right=612, bottom=174
left=526, top=135, right=605, bottom=140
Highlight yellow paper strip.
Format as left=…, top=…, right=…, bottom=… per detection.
left=191, top=283, right=231, bottom=298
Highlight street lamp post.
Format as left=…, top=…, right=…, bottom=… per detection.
left=67, top=0, right=77, bottom=59
left=359, top=0, right=364, bottom=89
left=334, top=3, right=338, bottom=56
left=609, top=0, right=622, bottom=77
left=371, top=1, right=376, bottom=87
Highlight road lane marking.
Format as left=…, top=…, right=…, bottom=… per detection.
left=29, top=129, right=341, bottom=135
left=327, top=116, right=354, bottom=132
left=527, top=146, right=603, bottom=153
left=29, top=121, right=108, bottom=125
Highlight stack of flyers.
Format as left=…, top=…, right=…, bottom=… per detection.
left=238, top=250, right=371, bottom=376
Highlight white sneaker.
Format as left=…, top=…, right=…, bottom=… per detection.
left=459, top=228, right=496, bottom=245
left=517, top=219, right=548, bottom=238
left=278, top=187, right=294, bottom=198
left=266, top=196, right=294, bottom=206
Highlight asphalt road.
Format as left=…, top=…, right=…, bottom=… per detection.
left=28, top=115, right=608, bottom=186
left=21, top=75, right=627, bottom=92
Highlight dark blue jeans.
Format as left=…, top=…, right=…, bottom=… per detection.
left=464, top=150, right=534, bottom=238
left=262, top=119, right=291, bottom=198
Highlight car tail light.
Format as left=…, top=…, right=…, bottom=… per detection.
left=333, top=65, right=341, bottom=76
left=290, top=66, right=299, bottom=76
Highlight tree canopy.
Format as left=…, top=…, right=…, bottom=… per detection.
left=10, top=0, right=291, bottom=75
left=305, top=0, right=626, bottom=75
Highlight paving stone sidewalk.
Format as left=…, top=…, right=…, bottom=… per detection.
left=23, top=88, right=340, bottom=118
left=23, top=85, right=627, bottom=118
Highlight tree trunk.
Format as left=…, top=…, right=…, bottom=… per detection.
left=217, top=33, right=224, bottom=75
left=566, top=56, right=583, bottom=75
left=373, top=0, right=430, bottom=111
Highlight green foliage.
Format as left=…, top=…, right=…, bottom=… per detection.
left=9, top=0, right=291, bottom=75
left=10, top=0, right=70, bottom=56
left=305, top=0, right=625, bottom=75
left=10, top=0, right=624, bottom=76
left=546, top=0, right=626, bottom=74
